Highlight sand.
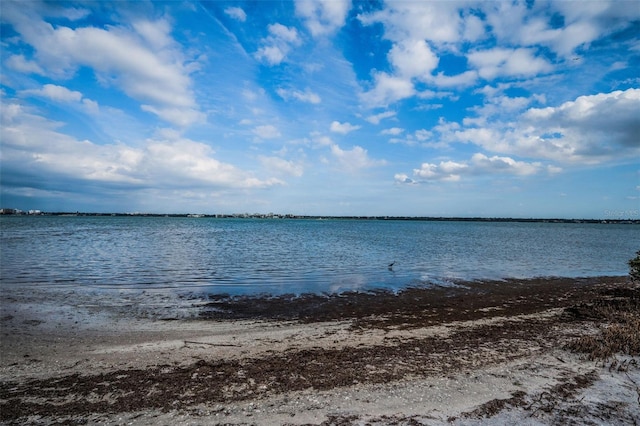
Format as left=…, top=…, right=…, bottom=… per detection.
left=1, top=276, right=639, bottom=425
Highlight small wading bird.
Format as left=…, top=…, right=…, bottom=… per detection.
left=388, top=261, right=395, bottom=271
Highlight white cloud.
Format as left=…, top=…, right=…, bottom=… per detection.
left=416, top=89, right=455, bottom=100
left=330, top=144, right=385, bottom=172
left=413, top=160, right=467, bottom=182
left=388, top=39, right=438, bottom=79
left=268, top=23, right=300, bottom=44
left=470, top=153, right=541, bottom=176
left=277, top=88, right=321, bottom=104
left=224, top=6, right=247, bottom=22
left=359, top=35, right=439, bottom=108
left=330, top=121, right=360, bottom=134
left=467, top=48, right=553, bottom=80
left=354, top=0, right=640, bottom=111
left=414, top=129, right=432, bottom=141
left=5, top=54, right=45, bottom=75
left=445, top=88, right=640, bottom=165
left=381, top=127, right=404, bottom=136
left=407, top=153, right=547, bottom=183
left=132, top=18, right=174, bottom=51
left=394, top=173, right=415, bottom=184
left=252, top=124, right=281, bottom=140
left=295, top=0, right=351, bottom=37
left=518, top=88, right=640, bottom=162
left=20, top=83, right=101, bottom=115
left=468, top=94, right=537, bottom=126
left=81, top=98, right=100, bottom=115
left=2, top=5, right=202, bottom=127
left=361, top=71, right=415, bottom=107
left=365, top=110, right=396, bottom=125
left=255, top=23, right=302, bottom=65
left=1, top=101, right=278, bottom=190
left=462, top=13, right=485, bottom=42
left=359, top=2, right=465, bottom=45
left=255, top=46, right=286, bottom=65
left=21, top=84, right=82, bottom=102
left=355, top=3, right=482, bottom=101
left=428, top=70, right=478, bottom=88
left=485, top=1, right=640, bottom=57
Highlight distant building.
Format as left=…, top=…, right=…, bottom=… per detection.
left=0, top=208, right=22, bottom=215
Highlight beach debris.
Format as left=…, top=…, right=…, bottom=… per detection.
left=183, top=341, right=240, bottom=348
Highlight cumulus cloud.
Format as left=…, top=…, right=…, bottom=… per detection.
left=485, top=1, right=640, bottom=57
left=330, top=121, right=360, bottom=134
left=21, top=84, right=82, bottom=102
left=361, top=72, right=415, bottom=107
left=393, top=173, right=415, bottom=184
left=295, top=0, right=351, bottom=37
left=388, top=39, right=438, bottom=79
left=357, top=2, right=472, bottom=107
left=2, top=3, right=202, bottom=127
left=19, top=84, right=101, bottom=115
left=255, top=23, right=302, bottom=65
left=438, top=88, right=640, bottom=165
left=1, top=101, right=279, bottom=192
left=359, top=2, right=466, bottom=45
left=357, top=1, right=639, bottom=108
left=5, top=54, right=45, bottom=75
left=467, top=47, right=553, bottom=79
left=224, top=6, right=246, bottom=22
left=404, top=153, right=550, bottom=183
left=132, top=18, right=174, bottom=51
left=519, top=88, right=640, bottom=161
left=360, top=33, right=440, bottom=107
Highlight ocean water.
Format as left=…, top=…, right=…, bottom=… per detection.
left=1, top=216, right=638, bottom=297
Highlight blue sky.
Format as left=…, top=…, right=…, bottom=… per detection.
left=1, top=0, right=639, bottom=218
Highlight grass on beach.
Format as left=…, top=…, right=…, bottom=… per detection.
left=564, top=286, right=640, bottom=361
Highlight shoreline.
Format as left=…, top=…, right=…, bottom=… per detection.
left=3, top=212, right=639, bottom=224
left=1, top=275, right=639, bottom=424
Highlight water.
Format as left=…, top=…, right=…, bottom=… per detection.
left=1, top=216, right=638, bottom=297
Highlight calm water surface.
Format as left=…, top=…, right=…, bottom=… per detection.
left=1, top=216, right=638, bottom=296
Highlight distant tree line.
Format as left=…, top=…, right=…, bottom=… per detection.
left=1, top=209, right=639, bottom=224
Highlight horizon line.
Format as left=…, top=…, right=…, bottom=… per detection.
left=1, top=209, right=638, bottom=223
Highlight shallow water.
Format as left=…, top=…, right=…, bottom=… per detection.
left=1, top=216, right=638, bottom=296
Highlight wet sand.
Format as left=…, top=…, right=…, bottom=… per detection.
left=1, top=276, right=639, bottom=425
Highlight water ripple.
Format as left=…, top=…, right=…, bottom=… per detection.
left=1, top=216, right=638, bottom=296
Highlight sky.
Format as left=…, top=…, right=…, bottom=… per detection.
left=1, top=0, right=639, bottom=218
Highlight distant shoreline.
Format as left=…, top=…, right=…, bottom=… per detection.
left=1, top=210, right=638, bottom=224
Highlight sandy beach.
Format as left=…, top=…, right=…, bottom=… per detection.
left=1, top=276, right=639, bottom=425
